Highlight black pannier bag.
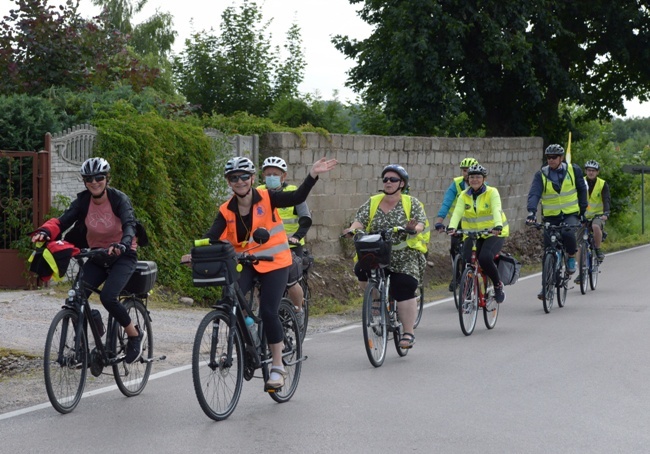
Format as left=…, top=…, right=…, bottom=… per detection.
left=354, top=234, right=392, bottom=270
left=191, top=241, right=238, bottom=287
left=496, top=252, right=521, bottom=286
left=124, top=261, right=158, bottom=294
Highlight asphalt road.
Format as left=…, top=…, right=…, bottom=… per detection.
left=2, top=245, right=650, bottom=453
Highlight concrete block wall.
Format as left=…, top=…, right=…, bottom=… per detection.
left=262, top=133, right=543, bottom=257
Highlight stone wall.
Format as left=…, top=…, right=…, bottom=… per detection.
left=261, top=133, right=542, bottom=257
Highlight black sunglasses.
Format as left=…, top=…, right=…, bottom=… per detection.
left=83, top=175, right=106, bottom=183
left=228, top=174, right=253, bottom=183
left=383, top=177, right=401, bottom=183
left=547, top=155, right=562, bottom=160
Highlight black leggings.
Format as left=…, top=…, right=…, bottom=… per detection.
left=354, top=263, right=418, bottom=302
left=82, top=251, right=137, bottom=327
left=237, top=264, right=289, bottom=345
left=463, top=236, right=504, bottom=287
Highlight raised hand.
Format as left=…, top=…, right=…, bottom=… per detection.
left=310, top=157, right=338, bottom=178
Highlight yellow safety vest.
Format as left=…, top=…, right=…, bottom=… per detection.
left=367, top=194, right=430, bottom=253
left=540, top=164, right=579, bottom=216
left=257, top=183, right=304, bottom=246
left=458, top=187, right=509, bottom=237
left=585, top=177, right=606, bottom=219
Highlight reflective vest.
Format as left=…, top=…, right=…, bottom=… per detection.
left=585, top=177, right=605, bottom=219
left=367, top=194, right=430, bottom=253
left=219, top=190, right=292, bottom=272
left=540, top=164, right=579, bottom=216
left=458, top=187, right=509, bottom=237
left=448, top=176, right=465, bottom=216
left=257, top=183, right=304, bottom=246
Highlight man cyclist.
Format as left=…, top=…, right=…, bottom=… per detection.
left=434, top=157, right=479, bottom=291
left=582, top=160, right=610, bottom=261
left=258, top=156, right=311, bottom=330
left=526, top=144, right=588, bottom=299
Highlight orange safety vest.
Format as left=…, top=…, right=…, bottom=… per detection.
left=219, top=189, right=292, bottom=272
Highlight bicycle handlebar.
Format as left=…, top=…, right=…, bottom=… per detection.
left=447, top=229, right=494, bottom=238
left=527, top=222, right=579, bottom=231
left=340, top=226, right=417, bottom=239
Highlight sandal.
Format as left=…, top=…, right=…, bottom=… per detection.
left=399, top=332, right=415, bottom=349
left=265, top=367, right=288, bottom=391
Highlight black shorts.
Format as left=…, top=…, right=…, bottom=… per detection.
left=287, top=251, right=302, bottom=287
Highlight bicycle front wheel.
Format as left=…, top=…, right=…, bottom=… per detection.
left=270, top=298, right=303, bottom=403
left=458, top=268, right=478, bottom=336
left=192, top=310, right=244, bottom=421
left=362, top=280, right=387, bottom=367
left=44, top=309, right=87, bottom=414
left=557, top=254, right=568, bottom=308
left=589, top=247, right=599, bottom=290
left=111, top=298, right=153, bottom=397
left=300, top=277, right=310, bottom=339
left=452, top=255, right=463, bottom=310
left=413, top=284, right=424, bottom=329
left=578, top=242, right=588, bottom=295
left=483, top=282, right=499, bottom=329
left=542, top=252, right=556, bottom=313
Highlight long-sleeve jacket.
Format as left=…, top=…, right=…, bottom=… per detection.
left=527, top=162, right=588, bottom=217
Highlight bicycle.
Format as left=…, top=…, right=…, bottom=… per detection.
left=529, top=222, right=579, bottom=313
left=345, top=226, right=417, bottom=367
left=577, top=217, right=601, bottom=294
left=189, top=230, right=304, bottom=421
left=450, top=230, right=499, bottom=336
left=450, top=236, right=465, bottom=310
left=43, top=248, right=161, bottom=414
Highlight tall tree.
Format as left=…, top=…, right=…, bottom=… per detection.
left=333, top=0, right=650, bottom=142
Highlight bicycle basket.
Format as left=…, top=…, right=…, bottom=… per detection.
left=191, top=241, right=238, bottom=287
left=496, top=252, right=521, bottom=286
left=354, top=234, right=391, bottom=270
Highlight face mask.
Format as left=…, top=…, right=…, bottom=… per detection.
left=265, top=175, right=282, bottom=189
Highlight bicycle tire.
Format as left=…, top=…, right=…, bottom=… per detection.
left=452, top=255, right=464, bottom=310
left=589, top=247, right=599, bottom=290
left=192, top=310, right=244, bottom=421
left=44, top=309, right=87, bottom=414
left=362, top=280, right=387, bottom=367
left=391, top=300, right=410, bottom=357
left=111, top=298, right=153, bottom=397
left=557, top=252, right=568, bottom=308
left=483, top=282, right=498, bottom=329
left=413, top=284, right=424, bottom=329
left=542, top=252, right=556, bottom=313
left=300, top=277, right=310, bottom=339
left=269, top=298, right=303, bottom=403
left=579, top=242, right=588, bottom=295
left=458, top=268, right=478, bottom=336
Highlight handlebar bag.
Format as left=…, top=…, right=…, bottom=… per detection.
left=496, top=252, right=521, bottom=286
left=354, top=234, right=392, bottom=270
left=191, top=241, right=238, bottom=287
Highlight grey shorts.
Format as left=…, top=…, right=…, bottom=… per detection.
left=287, top=251, right=302, bottom=287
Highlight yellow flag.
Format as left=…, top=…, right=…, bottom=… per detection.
left=566, top=131, right=572, bottom=164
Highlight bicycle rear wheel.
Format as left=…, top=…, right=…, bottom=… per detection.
left=483, top=282, right=499, bottom=329
left=452, top=255, right=463, bottom=310
left=589, top=247, right=599, bottom=290
left=269, top=298, right=303, bottom=403
left=111, top=298, right=153, bottom=397
left=300, top=277, right=310, bottom=339
left=579, top=242, right=588, bottom=295
left=557, top=254, right=568, bottom=308
left=192, top=310, right=244, bottom=421
left=44, top=309, right=87, bottom=414
left=458, top=268, right=478, bottom=336
left=362, top=281, right=387, bottom=367
left=413, top=284, right=424, bottom=329
left=542, top=252, right=556, bottom=313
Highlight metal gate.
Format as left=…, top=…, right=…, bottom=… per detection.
left=0, top=136, right=51, bottom=288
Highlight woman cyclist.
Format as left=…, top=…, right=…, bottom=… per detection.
left=197, top=156, right=336, bottom=390
left=446, top=164, right=508, bottom=303
left=343, top=164, right=427, bottom=349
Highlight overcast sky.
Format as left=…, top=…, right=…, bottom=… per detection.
left=1, top=0, right=648, bottom=117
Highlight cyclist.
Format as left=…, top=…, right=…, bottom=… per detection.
left=257, top=156, right=311, bottom=330
left=200, top=156, right=336, bottom=390
left=583, top=160, right=610, bottom=261
left=30, top=158, right=146, bottom=364
left=342, top=164, right=428, bottom=349
left=526, top=144, right=588, bottom=299
left=434, top=157, right=479, bottom=291
left=446, top=164, right=508, bottom=303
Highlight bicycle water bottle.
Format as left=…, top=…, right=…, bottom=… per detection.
left=245, top=316, right=260, bottom=348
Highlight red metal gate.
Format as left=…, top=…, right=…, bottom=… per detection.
left=0, top=134, right=51, bottom=288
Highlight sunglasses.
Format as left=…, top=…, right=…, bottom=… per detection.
left=228, top=174, right=253, bottom=183
left=83, top=175, right=106, bottom=183
left=547, top=155, right=562, bottom=160
left=382, top=177, right=401, bottom=183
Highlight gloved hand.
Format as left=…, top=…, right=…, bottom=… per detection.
left=491, top=226, right=503, bottom=235
left=446, top=226, right=456, bottom=235
left=526, top=213, right=536, bottom=224
left=434, top=223, right=445, bottom=232
left=109, top=242, right=127, bottom=256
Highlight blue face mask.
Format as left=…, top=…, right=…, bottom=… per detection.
left=265, top=175, right=282, bottom=189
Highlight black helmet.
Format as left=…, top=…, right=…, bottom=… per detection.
left=224, top=156, right=256, bottom=176
left=467, top=163, right=488, bottom=177
left=381, top=164, right=409, bottom=186
left=584, top=160, right=600, bottom=170
left=544, top=144, right=565, bottom=156
left=80, top=157, right=110, bottom=176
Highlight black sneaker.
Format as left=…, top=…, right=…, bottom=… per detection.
left=596, top=248, right=605, bottom=261
left=125, top=326, right=146, bottom=364
left=494, top=282, right=506, bottom=304
left=448, top=280, right=454, bottom=292
left=537, top=289, right=544, bottom=300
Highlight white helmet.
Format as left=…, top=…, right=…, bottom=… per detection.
left=224, top=156, right=256, bottom=176
left=80, top=157, right=110, bottom=176
left=262, top=156, right=287, bottom=172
